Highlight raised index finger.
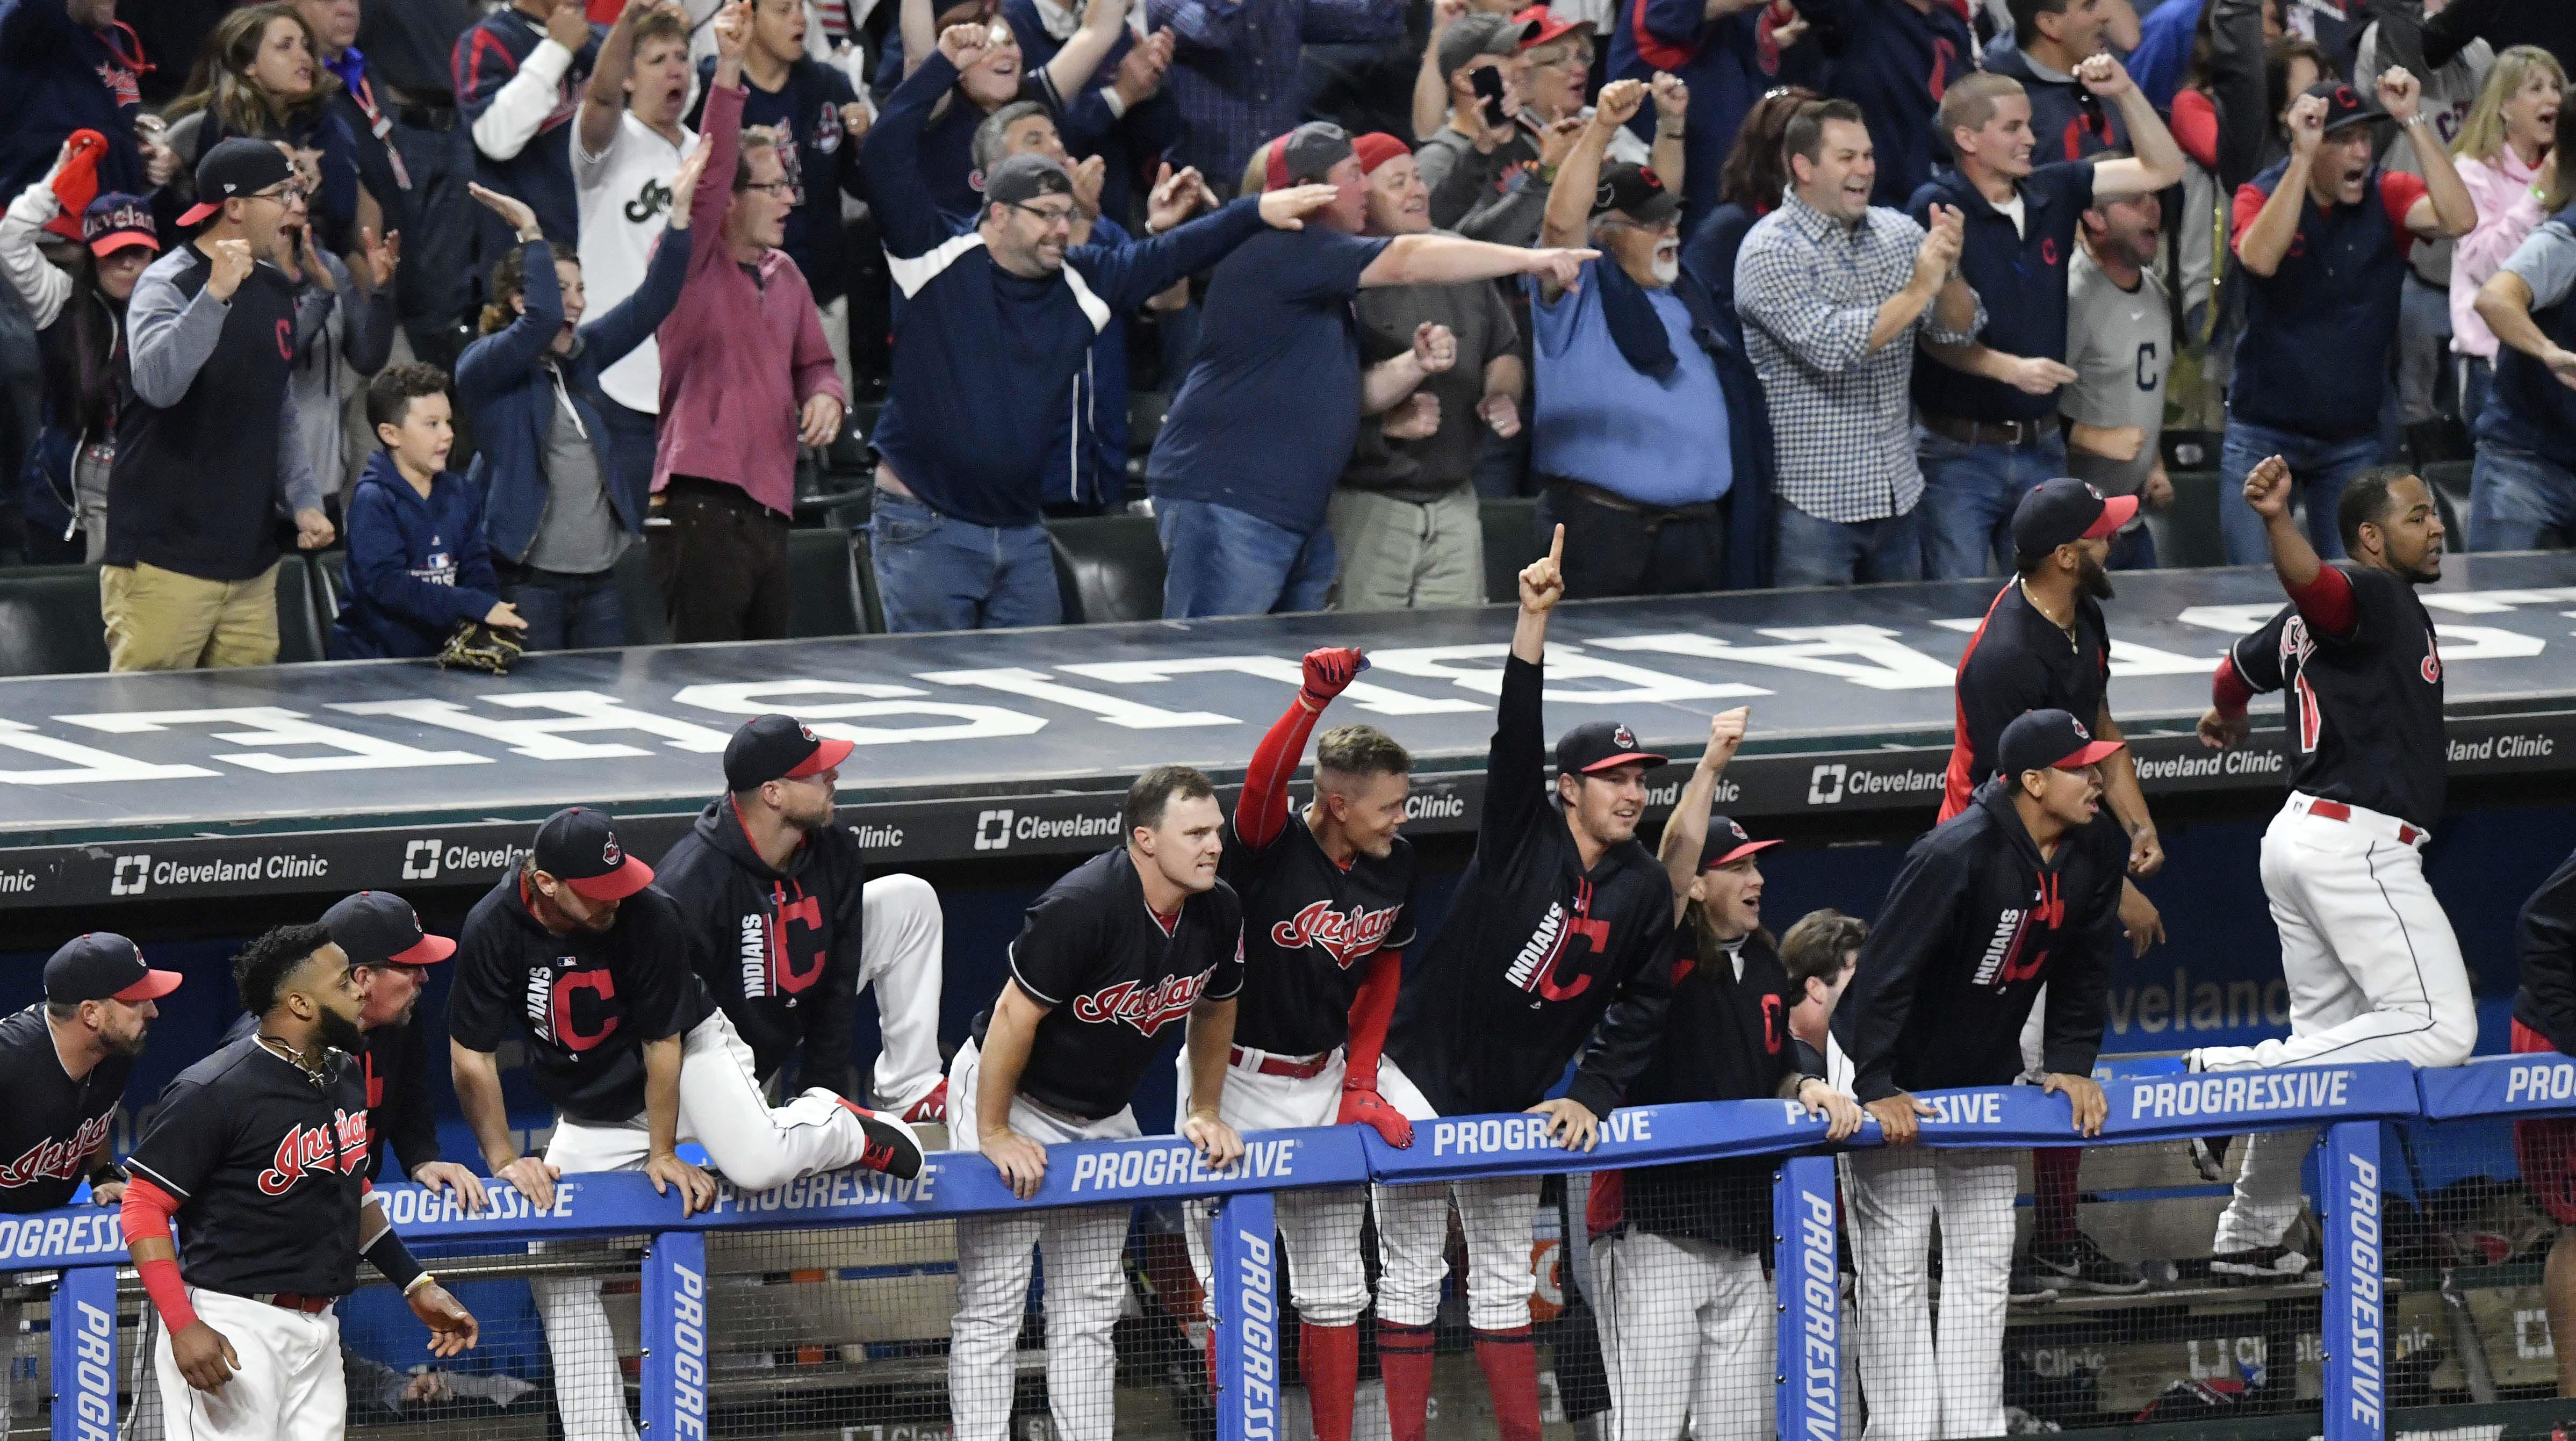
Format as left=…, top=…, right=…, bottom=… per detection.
left=1546, top=522, right=1564, bottom=567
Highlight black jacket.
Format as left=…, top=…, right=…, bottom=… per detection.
left=1386, top=654, right=1675, bottom=1116
left=1610, top=929, right=1815, bottom=1254
left=1831, top=777, right=2122, bottom=1103
left=2514, top=848, right=2576, bottom=1057
left=654, top=797, right=867, bottom=1100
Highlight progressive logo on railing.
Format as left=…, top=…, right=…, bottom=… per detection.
left=60, top=1296, right=114, bottom=1441
left=1788, top=1186, right=1839, bottom=1440
left=1235, top=1226, right=1285, bottom=1441
left=2342, top=1151, right=2390, bottom=1432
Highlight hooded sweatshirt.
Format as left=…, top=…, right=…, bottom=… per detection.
left=1830, top=776, right=2124, bottom=1103
left=329, top=450, right=504, bottom=659
left=653, top=795, right=867, bottom=1099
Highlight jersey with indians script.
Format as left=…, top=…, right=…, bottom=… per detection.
left=0, top=1005, right=132, bottom=1212
left=1222, top=815, right=1417, bottom=1057
left=126, top=1035, right=371, bottom=1298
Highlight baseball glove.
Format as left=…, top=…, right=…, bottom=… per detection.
left=437, top=618, right=525, bottom=675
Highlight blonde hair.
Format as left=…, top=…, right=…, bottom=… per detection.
left=1938, top=71, right=2026, bottom=152
left=2453, top=45, right=2565, bottom=164
left=1239, top=139, right=1275, bottom=198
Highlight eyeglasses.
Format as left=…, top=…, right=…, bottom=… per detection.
left=1010, top=201, right=1075, bottom=227
left=249, top=183, right=309, bottom=207
left=743, top=178, right=797, bottom=198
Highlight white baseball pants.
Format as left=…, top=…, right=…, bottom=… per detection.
left=2201, top=795, right=2474, bottom=1251
left=151, top=1288, right=346, bottom=1441
left=534, top=1008, right=909, bottom=1441
left=1176, top=1046, right=1371, bottom=1327
left=1588, top=1230, right=1772, bottom=1441
left=861, top=873, right=948, bottom=1112
left=1841, top=1145, right=2016, bottom=1441
left=1368, top=1056, right=1542, bottom=1333
left=946, top=1039, right=1140, bottom=1441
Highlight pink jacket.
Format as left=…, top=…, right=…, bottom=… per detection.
left=652, top=82, right=844, bottom=516
left=2449, top=147, right=2547, bottom=361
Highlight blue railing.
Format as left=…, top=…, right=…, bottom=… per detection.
left=1, top=1058, right=2507, bottom=1441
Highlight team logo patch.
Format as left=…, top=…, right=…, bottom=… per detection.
left=2422, top=635, right=2441, bottom=683
left=814, top=101, right=843, bottom=153
left=2072, top=718, right=2091, bottom=739
left=602, top=837, right=623, bottom=866
left=258, top=1108, right=371, bottom=1195
left=1071, top=970, right=1212, bottom=1036
left=800, top=724, right=818, bottom=742
left=1612, top=724, right=1637, bottom=751
left=1270, top=900, right=1402, bottom=969
left=1725, top=820, right=1749, bottom=842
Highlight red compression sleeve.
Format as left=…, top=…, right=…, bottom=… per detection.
left=2211, top=653, right=2254, bottom=718
left=2285, top=564, right=2356, bottom=639
left=120, top=1178, right=199, bottom=1334
left=1236, top=695, right=1325, bottom=851
left=1343, top=950, right=1401, bottom=1092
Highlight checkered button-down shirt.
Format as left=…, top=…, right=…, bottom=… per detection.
left=1737, top=192, right=1984, bottom=523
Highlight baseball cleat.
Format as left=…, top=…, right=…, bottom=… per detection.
left=834, top=1096, right=925, bottom=1180
left=2027, top=1232, right=2149, bottom=1294
left=2210, top=1244, right=2310, bottom=1283
left=902, top=1078, right=949, bottom=1125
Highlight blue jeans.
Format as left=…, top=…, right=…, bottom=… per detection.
left=1772, top=501, right=1924, bottom=587
left=2218, top=417, right=2384, bottom=565
left=2467, top=439, right=2576, bottom=551
left=868, top=488, right=1062, bottom=632
left=1156, top=498, right=1337, bottom=619
left=500, top=560, right=625, bottom=650
left=2459, top=356, right=2493, bottom=435
left=1915, top=427, right=2068, bottom=579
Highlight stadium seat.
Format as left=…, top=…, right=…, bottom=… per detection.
left=851, top=529, right=886, bottom=633
left=2144, top=471, right=2226, bottom=568
left=1481, top=497, right=1541, bottom=602
left=310, top=549, right=347, bottom=626
left=1049, top=514, right=1167, bottom=625
left=0, top=564, right=110, bottom=677
left=787, top=525, right=865, bottom=637
left=2422, top=458, right=2473, bottom=507
left=615, top=542, right=671, bottom=646
left=273, top=556, right=327, bottom=663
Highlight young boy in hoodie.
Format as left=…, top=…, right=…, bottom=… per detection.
left=329, top=363, right=528, bottom=659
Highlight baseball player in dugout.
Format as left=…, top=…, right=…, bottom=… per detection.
left=0, top=936, right=175, bottom=1435
left=1831, top=708, right=2126, bottom=1441
left=947, top=763, right=1247, bottom=1441
left=2191, top=457, right=2469, bottom=1281
left=1586, top=708, right=1866, bottom=1441
left=120, top=926, right=478, bottom=1441
left=656, top=714, right=951, bottom=1123
left=1375, top=526, right=1680, bottom=1441
left=448, top=805, right=922, bottom=1441
left=1942, top=477, right=2165, bottom=1302
left=1176, top=643, right=1419, bottom=1441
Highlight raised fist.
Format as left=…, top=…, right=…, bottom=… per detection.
left=1299, top=646, right=1368, bottom=710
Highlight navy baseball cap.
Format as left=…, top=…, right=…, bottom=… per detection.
left=1591, top=163, right=1681, bottom=228
left=724, top=714, right=855, bottom=791
left=177, top=138, right=296, bottom=227
left=534, top=806, right=654, bottom=901
left=2304, top=80, right=2388, bottom=134
left=2012, top=477, right=2136, bottom=558
left=1998, top=709, right=2124, bottom=779
left=1557, top=719, right=1668, bottom=775
left=322, top=891, right=454, bottom=967
left=82, top=193, right=158, bottom=257
left=1699, top=815, right=1782, bottom=870
left=46, top=933, right=182, bottom=1005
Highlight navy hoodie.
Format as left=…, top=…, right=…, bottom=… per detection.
left=0, top=0, right=149, bottom=201
left=654, top=796, right=868, bottom=1100
left=329, top=450, right=503, bottom=659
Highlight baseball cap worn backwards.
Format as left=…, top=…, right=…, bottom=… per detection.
left=1267, top=121, right=1356, bottom=191
left=535, top=806, right=655, bottom=902
left=982, top=152, right=1074, bottom=207
left=1437, top=11, right=1537, bottom=78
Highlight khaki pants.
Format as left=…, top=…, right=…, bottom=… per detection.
left=1326, top=485, right=1484, bottom=611
left=100, top=560, right=281, bottom=671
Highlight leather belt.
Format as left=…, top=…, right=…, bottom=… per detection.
left=2301, top=797, right=2424, bottom=847
left=247, top=1292, right=335, bottom=1314
left=1542, top=476, right=1724, bottom=523
left=1922, top=412, right=2059, bottom=447
left=1231, top=1046, right=1332, bottom=1080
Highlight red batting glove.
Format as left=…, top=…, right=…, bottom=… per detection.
left=1299, top=647, right=1368, bottom=711
left=1339, top=1086, right=1414, bottom=1148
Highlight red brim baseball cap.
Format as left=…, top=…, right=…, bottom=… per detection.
left=2051, top=739, right=2127, bottom=770
left=2084, top=493, right=2140, bottom=538
left=1705, top=837, right=1782, bottom=869
left=390, top=932, right=458, bottom=965
left=565, top=855, right=654, bottom=903
left=175, top=201, right=221, bottom=228
left=785, top=736, right=855, bottom=779
left=89, top=229, right=159, bottom=257
left=1513, top=3, right=1591, bottom=47
left=115, top=968, right=185, bottom=1002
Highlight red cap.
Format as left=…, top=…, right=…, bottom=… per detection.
left=1512, top=4, right=1591, bottom=48
left=2085, top=493, right=2139, bottom=538
left=1352, top=132, right=1411, bottom=176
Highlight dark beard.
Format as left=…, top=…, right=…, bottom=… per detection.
left=2079, top=554, right=2115, bottom=601
left=315, top=1005, right=364, bottom=1056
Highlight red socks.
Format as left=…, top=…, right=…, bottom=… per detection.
left=1378, top=1320, right=1436, bottom=1441
left=1301, top=1322, right=1359, bottom=1441
left=1473, top=1326, right=1543, bottom=1441
left=2034, top=1145, right=2082, bottom=1247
